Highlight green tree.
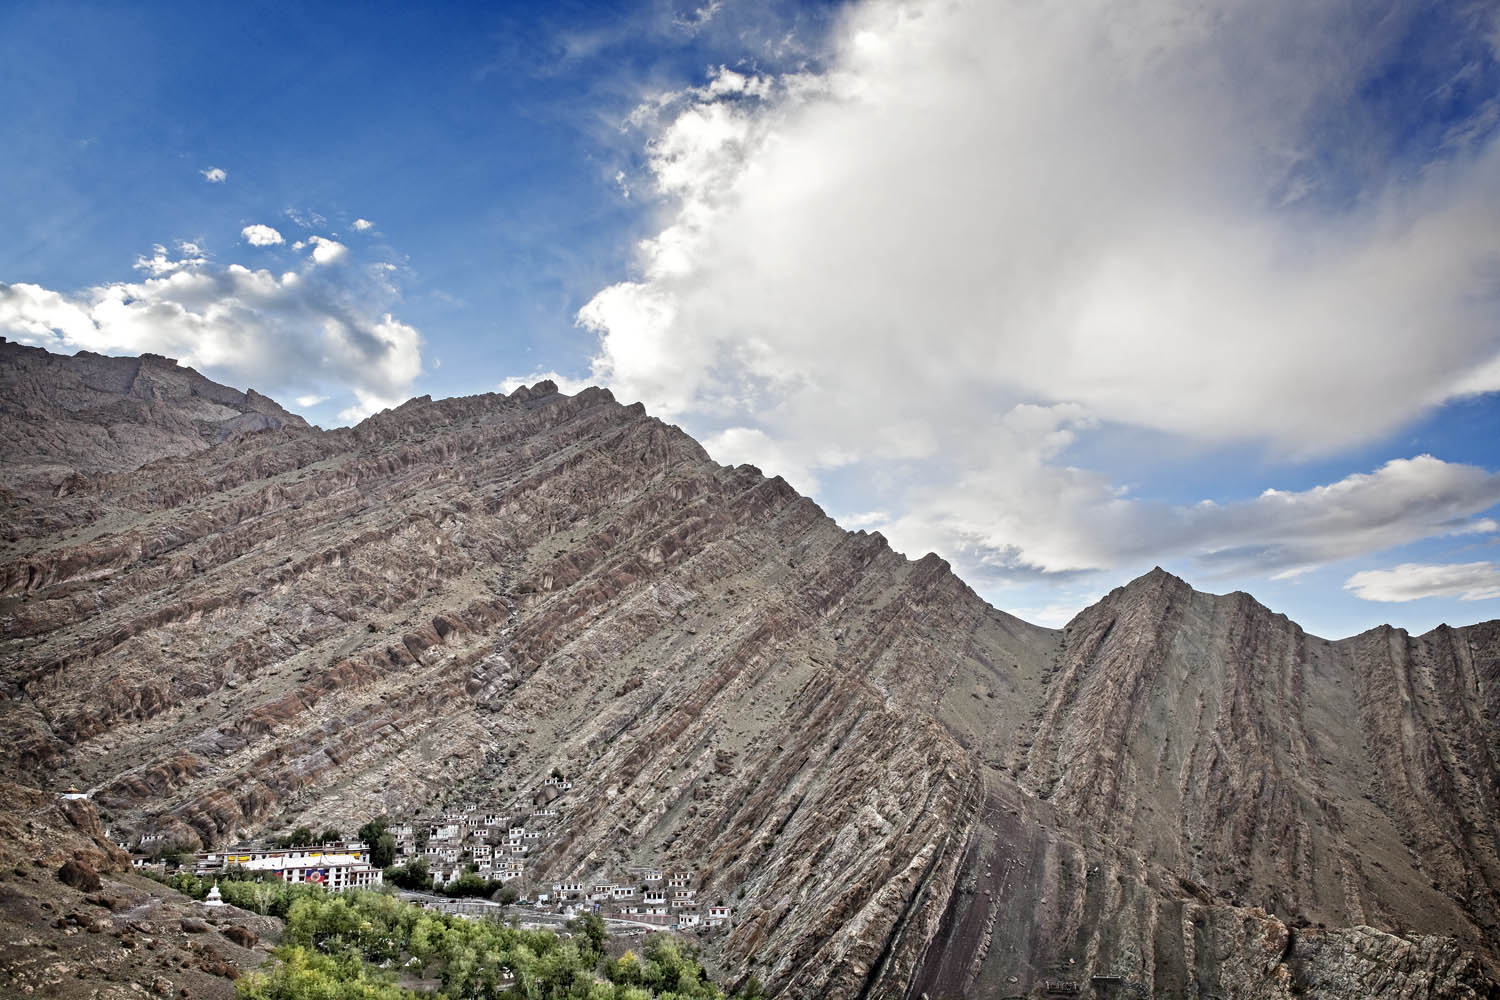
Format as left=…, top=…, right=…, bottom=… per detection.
left=566, top=912, right=607, bottom=964
left=371, top=832, right=396, bottom=868
left=384, top=858, right=430, bottom=890
left=276, top=825, right=315, bottom=848
left=356, top=817, right=387, bottom=843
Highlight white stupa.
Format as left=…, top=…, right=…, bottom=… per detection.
left=203, top=883, right=224, bottom=907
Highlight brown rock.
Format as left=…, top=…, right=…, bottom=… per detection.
left=220, top=925, right=258, bottom=949
left=56, top=859, right=101, bottom=892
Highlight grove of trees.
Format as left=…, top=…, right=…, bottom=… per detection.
left=207, top=880, right=763, bottom=1000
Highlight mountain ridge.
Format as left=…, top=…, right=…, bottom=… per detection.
left=1, top=343, right=1496, bottom=999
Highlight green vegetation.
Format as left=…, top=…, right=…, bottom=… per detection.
left=382, top=859, right=522, bottom=901
left=152, top=870, right=327, bottom=918
left=358, top=817, right=399, bottom=869
left=167, top=878, right=765, bottom=1000
left=384, top=859, right=431, bottom=891
left=273, top=825, right=318, bottom=849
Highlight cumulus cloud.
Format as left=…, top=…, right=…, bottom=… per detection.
left=307, top=236, right=347, bottom=266
left=351, top=218, right=374, bottom=231
left=241, top=224, right=284, bottom=247
left=295, top=393, right=329, bottom=408
left=200, top=167, right=227, bottom=183
left=0, top=242, right=422, bottom=426
left=1345, top=562, right=1500, bottom=602
left=575, top=0, right=1500, bottom=593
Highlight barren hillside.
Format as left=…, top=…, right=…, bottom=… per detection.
left=1, top=345, right=1495, bottom=999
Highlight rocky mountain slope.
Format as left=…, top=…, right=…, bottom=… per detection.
left=0, top=338, right=307, bottom=500
left=0, top=780, right=278, bottom=999
left=0, top=345, right=1496, bottom=999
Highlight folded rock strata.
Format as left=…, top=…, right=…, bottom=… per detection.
left=0, top=345, right=1495, bottom=999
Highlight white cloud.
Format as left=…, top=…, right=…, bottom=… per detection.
left=702, top=426, right=828, bottom=495
left=0, top=244, right=423, bottom=428
left=307, top=236, right=347, bottom=266
left=1345, top=562, right=1500, bottom=603
left=883, top=453, right=1500, bottom=582
left=584, top=1, right=1500, bottom=448
left=1009, top=598, right=1103, bottom=629
left=573, top=0, right=1500, bottom=592
left=200, top=167, right=227, bottom=183
left=241, top=224, right=284, bottom=247
left=351, top=218, right=374, bottom=231
left=497, top=370, right=595, bottom=396
left=675, top=1, right=724, bottom=34
left=295, top=393, right=329, bottom=408
left=838, top=511, right=889, bottom=530
left=133, top=243, right=205, bottom=277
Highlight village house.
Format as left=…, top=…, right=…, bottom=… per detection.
left=424, top=841, right=460, bottom=864
left=553, top=880, right=587, bottom=899
left=637, top=868, right=664, bottom=883
left=644, top=888, right=667, bottom=906
left=429, top=820, right=460, bottom=841
left=671, top=888, right=697, bottom=907
left=707, top=905, right=732, bottom=926
left=590, top=882, right=617, bottom=901
left=472, top=843, right=493, bottom=862
left=667, top=871, right=695, bottom=888
left=611, top=884, right=638, bottom=900
left=677, top=911, right=702, bottom=928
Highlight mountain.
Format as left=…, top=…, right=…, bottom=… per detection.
left=0, top=337, right=308, bottom=499
left=1, top=344, right=1496, bottom=999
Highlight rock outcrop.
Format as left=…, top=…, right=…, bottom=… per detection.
left=0, top=344, right=1495, bottom=998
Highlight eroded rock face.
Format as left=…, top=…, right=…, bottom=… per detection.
left=1, top=345, right=1496, bottom=999
left=0, top=338, right=308, bottom=501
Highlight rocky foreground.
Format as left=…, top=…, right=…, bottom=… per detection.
left=0, top=344, right=1496, bottom=998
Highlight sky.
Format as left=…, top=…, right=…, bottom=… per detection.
left=2, top=0, right=1499, bottom=639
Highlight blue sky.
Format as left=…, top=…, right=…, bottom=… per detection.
left=3, top=0, right=1499, bottom=639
